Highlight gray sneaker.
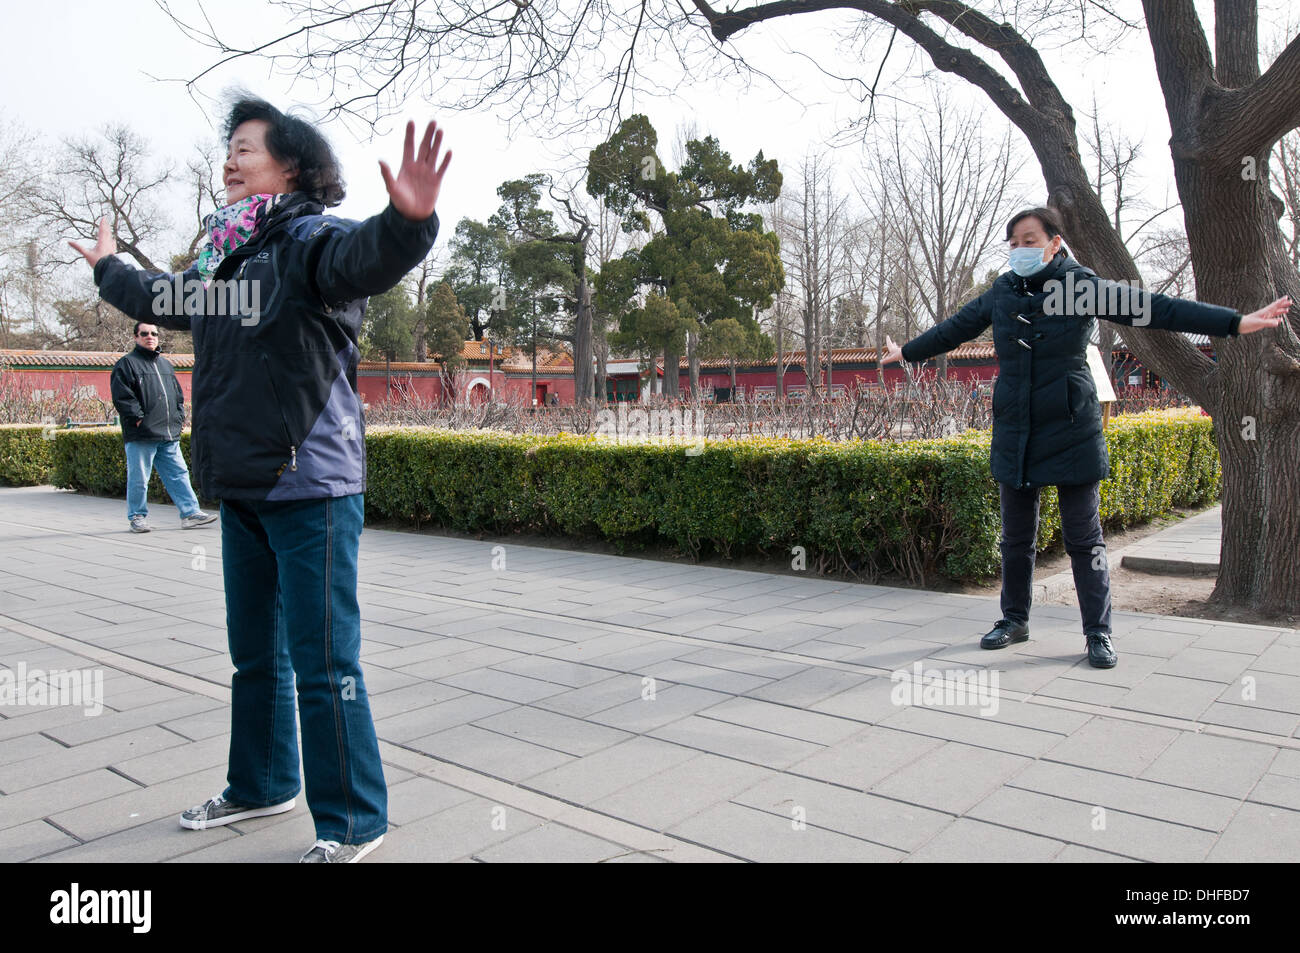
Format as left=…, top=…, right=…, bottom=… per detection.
left=129, top=516, right=152, bottom=533
left=299, top=835, right=384, bottom=864
left=181, top=510, right=218, bottom=529
left=179, top=794, right=296, bottom=830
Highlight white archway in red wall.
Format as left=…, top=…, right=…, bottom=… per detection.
left=466, top=377, right=491, bottom=404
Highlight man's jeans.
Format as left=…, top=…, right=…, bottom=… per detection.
left=125, top=440, right=201, bottom=521
left=999, top=481, right=1113, bottom=635
left=219, top=493, right=387, bottom=845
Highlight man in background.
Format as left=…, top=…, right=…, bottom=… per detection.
left=110, top=322, right=217, bottom=533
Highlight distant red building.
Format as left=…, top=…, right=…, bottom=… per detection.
left=0, top=336, right=1215, bottom=409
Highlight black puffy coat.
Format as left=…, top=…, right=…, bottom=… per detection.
left=110, top=344, right=185, bottom=443
left=94, top=193, right=439, bottom=501
left=901, top=252, right=1241, bottom=489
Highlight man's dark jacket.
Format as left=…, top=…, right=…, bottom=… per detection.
left=110, top=343, right=185, bottom=443
left=901, top=252, right=1242, bottom=489
left=93, top=193, right=438, bottom=501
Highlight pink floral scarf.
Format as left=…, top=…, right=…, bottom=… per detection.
left=194, top=193, right=277, bottom=282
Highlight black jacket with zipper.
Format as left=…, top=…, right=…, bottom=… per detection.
left=93, top=192, right=439, bottom=501
left=901, top=252, right=1242, bottom=489
left=110, top=343, right=185, bottom=443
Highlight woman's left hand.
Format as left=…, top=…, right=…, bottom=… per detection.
left=1238, top=296, right=1292, bottom=334
left=380, top=120, right=452, bottom=222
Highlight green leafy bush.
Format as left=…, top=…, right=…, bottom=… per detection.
left=44, top=411, right=1222, bottom=583
left=0, top=425, right=55, bottom=485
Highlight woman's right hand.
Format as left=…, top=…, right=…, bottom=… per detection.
left=69, top=217, right=116, bottom=268
left=880, top=335, right=905, bottom=366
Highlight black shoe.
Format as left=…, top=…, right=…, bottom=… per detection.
left=1086, top=632, right=1118, bottom=668
left=980, top=619, right=1029, bottom=649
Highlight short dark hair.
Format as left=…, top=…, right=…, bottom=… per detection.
left=1006, top=206, right=1066, bottom=241
left=223, top=94, right=346, bottom=207
left=134, top=321, right=157, bottom=335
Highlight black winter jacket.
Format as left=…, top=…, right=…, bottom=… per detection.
left=94, top=193, right=439, bottom=500
left=110, top=344, right=185, bottom=443
left=901, top=252, right=1241, bottom=489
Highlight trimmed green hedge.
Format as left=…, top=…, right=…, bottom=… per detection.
left=0, top=424, right=56, bottom=486
left=50, top=427, right=204, bottom=507
left=34, top=409, right=1221, bottom=582
left=365, top=408, right=1221, bottom=582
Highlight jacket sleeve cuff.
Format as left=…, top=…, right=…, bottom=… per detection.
left=900, top=340, right=920, bottom=363
left=1229, top=313, right=1242, bottom=336
left=381, top=203, right=440, bottom=248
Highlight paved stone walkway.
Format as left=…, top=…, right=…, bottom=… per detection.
left=1, top=486, right=1297, bottom=862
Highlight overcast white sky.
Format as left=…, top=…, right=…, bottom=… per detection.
left=2, top=0, right=1293, bottom=282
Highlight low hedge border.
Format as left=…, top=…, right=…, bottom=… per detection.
left=23, top=408, right=1219, bottom=583
left=0, top=424, right=57, bottom=486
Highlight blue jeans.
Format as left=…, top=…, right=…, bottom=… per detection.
left=219, top=493, right=387, bottom=844
left=125, top=440, right=201, bottom=521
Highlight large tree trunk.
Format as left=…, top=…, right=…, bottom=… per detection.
left=573, top=273, right=594, bottom=405
left=687, top=329, right=700, bottom=398
left=662, top=344, right=679, bottom=398
left=1142, top=0, right=1300, bottom=614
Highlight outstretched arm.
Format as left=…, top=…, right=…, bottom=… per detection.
left=879, top=291, right=994, bottom=366
left=310, top=119, right=452, bottom=306
left=72, top=218, right=194, bottom=330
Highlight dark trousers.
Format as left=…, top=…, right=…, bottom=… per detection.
left=999, top=481, right=1113, bottom=635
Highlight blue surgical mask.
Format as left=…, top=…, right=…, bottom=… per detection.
left=1008, top=246, right=1051, bottom=277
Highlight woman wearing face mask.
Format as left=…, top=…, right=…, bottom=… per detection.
left=70, top=95, right=452, bottom=861
left=880, top=206, right=1289, bottom=669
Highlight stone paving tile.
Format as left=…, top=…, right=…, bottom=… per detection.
left=586, top=753, right=775, bottom=832
left=406, top=724, right=575, bottom=782
left=41, top=696, right=224, bottom=747
left=588, top=684, right=731, bottom=734
left=1043, top=717, right=1181, bottom=776
left=1051, top=844, right=1138, bottom=862
left=649, top=715, right=824, bottom=770
left=1197, top=702, right=1299, bottom=737
left=786, top=725, right=943, bottom=790
left=746, top=667, right=871, bottom=708
left=905, top=817, right=1065, bottom=863
left=0, top=768, right=140, bottom=831
left=526, top=736, right=698, bottom=805
left=3, top=488, right=1298, bottom=863
left=967, top=787, right=1216, bottom=862
left=870, top=742, right=1032, bottom=814
left=112, top=734, right=231, bottom=786
left=47, top=765, right=230, bottom=842
left=1139, top=733, right=1278, bottom=799
left=0, top=725, right=185, bottom=792
left=372, top=798, right=548, bottom=862
left=1009, top=760, right=1240, bottom=830
left=473, top=706, right=632, bottom=758
left=1247, top=774, right=1300, bottom=812
left=0, top=818, right=80, bottom=862
left=669, top=801, right=904, bottom=862
left=380, top=692, right=516, bottom=741
left=734, top=773, right=952, bottom=852
left=877, top=705, right=1066, bottom=758
left=1205, top=802, right=1300, bottom=862
left=474, top=822, right=632, bottom=863
left=386, top=775, right=476, bottom=826
left=34, top=815, right=239, bottom=863
left=532, top=674, right=647, bottom=719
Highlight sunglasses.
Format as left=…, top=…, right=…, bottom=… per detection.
left=137, top=331, right=159, bottom=337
